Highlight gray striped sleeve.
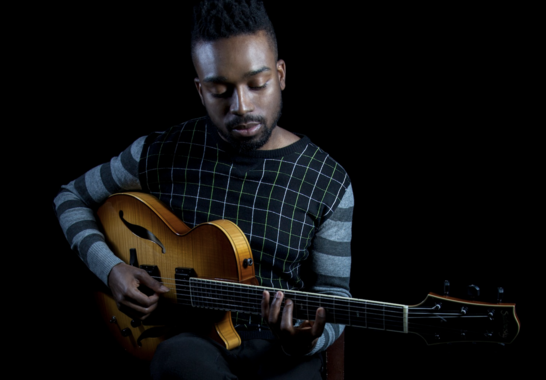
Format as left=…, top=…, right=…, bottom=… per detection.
left=306, top=184, right=354, bottom=354
left=53, top=136, right=146, bottom=284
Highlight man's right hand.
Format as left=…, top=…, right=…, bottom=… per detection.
left=107, top=262, right=169, bottom=320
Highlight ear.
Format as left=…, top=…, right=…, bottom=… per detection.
left=194, top=78, right=205, bottom=105
left=276, top=59, right=286, bottom=90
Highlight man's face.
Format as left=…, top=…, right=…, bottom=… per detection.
left=193, top=31, right=286, bottom=152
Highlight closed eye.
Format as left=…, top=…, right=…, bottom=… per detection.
left=250, top=82, right=268, bottom=90
left=211, top=87, right=233, bottom=99
left=212, top=91, right=231, bottom=99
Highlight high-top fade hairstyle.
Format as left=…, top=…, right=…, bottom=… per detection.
left=191, top=0, right=278, bottom=59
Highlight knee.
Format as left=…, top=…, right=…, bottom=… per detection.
left=150, top=333, right=220, bottom=379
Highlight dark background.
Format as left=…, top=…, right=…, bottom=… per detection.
left=29, top=1, right=537, bottom=378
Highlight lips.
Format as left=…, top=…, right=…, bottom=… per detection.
left=231, top=123, right=261, bottom=136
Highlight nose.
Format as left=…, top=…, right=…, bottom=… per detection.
left=230, top=87, right=253, bottom=116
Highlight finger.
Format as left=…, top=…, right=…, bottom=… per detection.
left=118, top=298, right=158, bottom=320
left=311, top=307, right=326, bottom=338
left=127, top=286, right=161, bottom=308
left=280, top=298, right=294, bottom=333
left=135, top=269, right=170, bottom=293
left=116, top=301, right=156, bottom=320
left=268, top=291, right=284, bottom=325
left=261, top=290, right=271, bottom=320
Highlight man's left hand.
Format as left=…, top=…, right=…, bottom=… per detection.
left=261, top=290, right=326, bottom=356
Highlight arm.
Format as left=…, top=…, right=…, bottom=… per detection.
left=306, top=183, right=353, bottom=354
left=53, top=136, right=168, bottom=318
left=262, top=184, right=354, bottom=355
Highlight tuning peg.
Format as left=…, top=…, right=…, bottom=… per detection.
left=488, top=309, right=495, bottom=321
left=444, top=280, right=450, bottom=296
left=467, top=284, right=480, bottom=299
left=497, top=287, right=504, bottom=303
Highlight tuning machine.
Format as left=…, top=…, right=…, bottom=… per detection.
left=497, top=287, right=504, bottom=303
left=488, top=309, right=495, bottom=321
left=443, top=280, right=450, bottom=296
left=467, top=284, right=480, bottom=299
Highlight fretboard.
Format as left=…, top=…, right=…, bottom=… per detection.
left=184, top=278, right=408, bottom=333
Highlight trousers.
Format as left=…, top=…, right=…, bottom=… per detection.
left=150, top=333, right=323, bottom=380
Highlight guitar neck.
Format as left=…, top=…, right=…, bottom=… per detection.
left=184, top=278, right=408, bottom=333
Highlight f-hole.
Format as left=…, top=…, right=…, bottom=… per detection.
left=119, top=210, right=166, bottom=253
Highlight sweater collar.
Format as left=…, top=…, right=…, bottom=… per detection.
left=205, top=120, right=311, bottom=160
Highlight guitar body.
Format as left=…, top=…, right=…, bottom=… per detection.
left=95, top=192, right=257, bottom=360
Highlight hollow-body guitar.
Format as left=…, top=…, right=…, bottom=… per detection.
left=95, top=192, right=520, bottom=360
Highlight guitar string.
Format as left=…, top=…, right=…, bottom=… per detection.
left=159, top=302, right=486, bottom=336
left=140, top=276, right=495, bottom=336
left=111, top=274, right=501, bottom=338
left=169, top=299, right=493, bottom=339
left=156, top=277, right=406, bottom=328
left=154, top=275, right=479, bottom=319
left=157, top=276, right=406, bottom=314
left=157, top=297, right=490, bottom=338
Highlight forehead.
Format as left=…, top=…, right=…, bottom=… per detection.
left=193, top=31, right=276, bottom=81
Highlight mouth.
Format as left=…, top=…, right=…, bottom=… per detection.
left=231, top=122, right=262, bottom=137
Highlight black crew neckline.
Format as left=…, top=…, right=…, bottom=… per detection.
left=207, top=124, right=311, bottom=161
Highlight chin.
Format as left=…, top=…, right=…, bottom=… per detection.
left=231, top=131, right=271, bottom=153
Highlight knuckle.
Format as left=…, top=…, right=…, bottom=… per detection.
left=134, top=268, right=148, bottom=278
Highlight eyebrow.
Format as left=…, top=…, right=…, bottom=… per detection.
left=203, top=66, right=271, bottom=83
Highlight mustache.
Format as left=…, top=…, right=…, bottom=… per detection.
left=225, top=115, right=266, bottom=130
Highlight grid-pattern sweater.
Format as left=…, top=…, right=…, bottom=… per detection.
left=54, top=117, right=353, bottom=354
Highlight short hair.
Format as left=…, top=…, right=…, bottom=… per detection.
left=191, top=0, right=278, bottom=59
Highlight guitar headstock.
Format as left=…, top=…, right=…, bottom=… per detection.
left=408, top=292, right=520, bottom=345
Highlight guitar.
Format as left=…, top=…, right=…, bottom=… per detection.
left=95, top=192, right=520, bottom=360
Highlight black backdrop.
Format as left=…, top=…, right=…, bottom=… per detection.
left=35, top=1, right=535, bottom=378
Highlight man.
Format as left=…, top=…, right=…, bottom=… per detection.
left=54, top=1, right=353, bottom=378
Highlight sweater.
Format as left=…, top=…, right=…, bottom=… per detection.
left=54, top=116, right=354, bottom=354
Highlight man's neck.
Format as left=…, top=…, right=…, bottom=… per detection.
left=258, top=126, right=300, bottom=150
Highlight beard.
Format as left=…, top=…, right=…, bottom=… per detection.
left=209, top=98, right=283, bottom=154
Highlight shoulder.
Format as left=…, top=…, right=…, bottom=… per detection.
left=301, top=138, right=351, bottom=187
left=269, top=126, right=301, bottom=149
left=289, top=137, right=352, bottom=218
left=141, top=117, right=211, bottom=150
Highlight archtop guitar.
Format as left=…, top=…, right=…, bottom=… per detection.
left=95, top=192, right=520, bottom=360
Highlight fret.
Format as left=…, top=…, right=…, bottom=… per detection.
left=382, top=304, right=385, bottom=329
left=347, top=297, right=351, bottom=326
left=364, top=301, right=367, bottom=328
left=334, top=298, right=352, bottom=326
left=331, top=296, right=336, bottom=324
left=305, top=292, right=310, bottom=320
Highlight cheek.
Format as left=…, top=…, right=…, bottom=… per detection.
left=254, top=87, right=279, bottom=110
left=203, top=97, right=227, bottom=117
left=263, top=88, right=281, bottom=113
